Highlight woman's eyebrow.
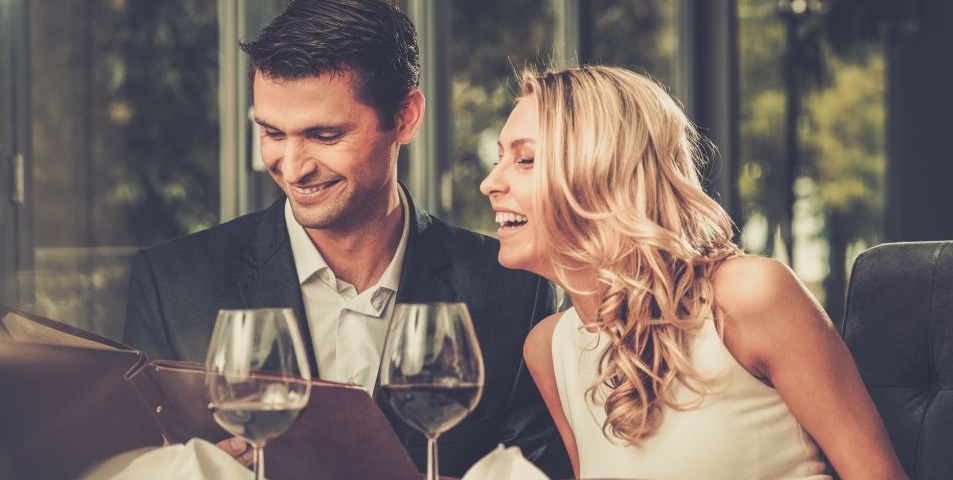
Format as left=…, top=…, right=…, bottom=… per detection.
left=497, top=138, right=536, bottom=149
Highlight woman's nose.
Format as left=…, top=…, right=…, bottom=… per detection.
left=480, top=164, right=507, bottom=197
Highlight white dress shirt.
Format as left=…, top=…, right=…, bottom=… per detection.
left=284, top=190, right=409, bottom=393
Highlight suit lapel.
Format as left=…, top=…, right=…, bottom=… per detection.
left=396, top=184, right=456, bottom=303
left=387, top=186, right=462, bottom=442
left=236, top=199, right=318, bottom=373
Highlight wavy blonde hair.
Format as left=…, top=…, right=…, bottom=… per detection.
left=522, top=65, right=741, bottom=444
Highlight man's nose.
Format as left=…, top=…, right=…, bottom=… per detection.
left=279, top=139, right=316, bottom=183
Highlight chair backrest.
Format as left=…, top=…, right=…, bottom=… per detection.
left=841, top=241, right=953, bottom=480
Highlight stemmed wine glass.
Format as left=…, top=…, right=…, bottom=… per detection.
left=378, top=302, right=485, bottom=480
left=205, top=308, right=312, bottom=480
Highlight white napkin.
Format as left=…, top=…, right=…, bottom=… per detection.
left=79, top=438, right=255, bottom=480
left=461, top=444, right=551, bottom=480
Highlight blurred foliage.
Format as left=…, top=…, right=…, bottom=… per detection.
left=31, top=0, right=221, bottom=247
left=580, top=0, right=678, bottom=82
left=803, top=52, right=885, bottom=230
left=110, top=0, right=220, bottom=244
left=17, top=0, right=219, bottom=332
left=737, top=0, right=886, bottom=313
left=807, top=49, right=886, bottom=314
left=822, top=0, right=941, bottom=52
left=737, top=0, right=786, bottom=252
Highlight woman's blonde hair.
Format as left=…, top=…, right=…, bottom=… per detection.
left=522, top=65, right=741, bottom=443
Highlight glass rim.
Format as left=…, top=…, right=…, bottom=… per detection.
left=393, top=302, right=468, bottom=308
left=216, top=307, right=294, bottom=313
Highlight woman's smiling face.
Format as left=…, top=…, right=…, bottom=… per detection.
left=480, top=94, right=549, bottom=276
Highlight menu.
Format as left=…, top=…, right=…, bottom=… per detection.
left=0, top=304, right=420, bottom=480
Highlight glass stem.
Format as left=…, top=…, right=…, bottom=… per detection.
left=253, top=445, right=265, bottom=480
left=426, top=435, right=439, bottom=480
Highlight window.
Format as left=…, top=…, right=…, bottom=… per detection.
left=737, top=0, right=886, bottom=317
left=1, top=0, right=890, bottom=336
left=0, top=1, right=222, bottom=337
left=580, top=0, right=680, bottom=87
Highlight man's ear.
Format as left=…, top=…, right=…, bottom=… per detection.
left=395, top=89, right=425, bottom=145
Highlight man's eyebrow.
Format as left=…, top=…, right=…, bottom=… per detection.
left=253, top=117, right=353, bottom=134
left=303, top=122, right=351, bottom=135
left=253, top=117, right=277, bottom=130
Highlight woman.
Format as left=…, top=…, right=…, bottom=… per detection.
left=480, top=65, right=906, bottom=480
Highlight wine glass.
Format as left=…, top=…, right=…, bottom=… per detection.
left=205, top=308, right=312, bottom=480
left=378, top=302, right=485, bottom=480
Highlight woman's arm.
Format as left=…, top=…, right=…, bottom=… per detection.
left=523, top=312, right=580, bottom=478
left=713, top=257, right=908, bottom=480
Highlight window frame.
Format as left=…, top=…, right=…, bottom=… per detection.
left=0, top=0, right=34, bottom=305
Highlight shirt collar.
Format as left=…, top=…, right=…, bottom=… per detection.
left=285, top=200, right=329, bottom=285
left=284, top=188, right=410, bottom=297
left=379, top=187, right=410, bottom=293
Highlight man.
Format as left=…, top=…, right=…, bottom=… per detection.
left=122, top=0, right=569, bottom=477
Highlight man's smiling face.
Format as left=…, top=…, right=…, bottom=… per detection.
left=253, top=70, right=402, bottom=233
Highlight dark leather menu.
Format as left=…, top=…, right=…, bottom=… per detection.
left=0, top=341, right=164, bottom=480
left=133, top=360, right=421, bottom=480
left=0, top=304, right=421, bottom=480
left=0, top=304, right=131, bottom=350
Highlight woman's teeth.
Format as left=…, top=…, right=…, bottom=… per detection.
left=495, top=212, right=528, bottom=228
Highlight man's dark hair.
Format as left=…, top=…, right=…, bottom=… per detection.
left=240, top=0, right=419, bottom=129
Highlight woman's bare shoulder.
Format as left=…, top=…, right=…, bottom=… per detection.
left=523, top=312, right=563, bottom=355
left=711, top=255, right=802, bottom=315
left=524, top=311, right=565, bottom=361
left=710, top=256, right=825, bottom=376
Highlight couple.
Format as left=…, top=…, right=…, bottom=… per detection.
left=122, top=0, right=906, bottom=479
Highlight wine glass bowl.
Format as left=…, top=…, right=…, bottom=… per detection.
left=207, top=374, right=309, bottom=445
left=205, top=308, right=312, bottom=480
left=380, top=380, right=482, bottom=438
left=378, top=302, right=485, bottom=480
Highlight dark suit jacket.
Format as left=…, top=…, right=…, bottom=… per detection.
left=122, top=187, right=571, bottom=478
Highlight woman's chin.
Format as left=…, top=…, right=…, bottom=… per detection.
left=498, top=251, right=542, bottom=276
left=498, top=254, right=521, bottom=271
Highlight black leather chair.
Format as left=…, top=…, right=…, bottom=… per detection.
left=841, top=241, right=953, bottom=480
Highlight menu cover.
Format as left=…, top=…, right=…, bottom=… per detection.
left=0, top=304, right=421, bottom=480
left=133, top=361, right=421, bottom=480
left=0, top=305, right=162, bottom=480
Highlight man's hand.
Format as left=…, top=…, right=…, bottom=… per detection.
left=216, top=437, right=255, bottom=467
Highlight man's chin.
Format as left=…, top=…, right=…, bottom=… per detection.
left=290, top=206, right=339, bottom=230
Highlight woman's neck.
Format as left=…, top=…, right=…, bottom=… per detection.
left=559, top=267, right=603, bottom=327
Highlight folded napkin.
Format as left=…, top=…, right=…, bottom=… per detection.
left=461, top=444, right=550, bottom=480
left=79, top=438, right=254, bottom=480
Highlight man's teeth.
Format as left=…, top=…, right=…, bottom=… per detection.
left=293, top=182, right=333, bottom=194
left=495, top=212, right=528, bottom=227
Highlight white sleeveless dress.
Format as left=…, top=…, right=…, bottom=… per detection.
left=551, top=307, right=831, bottom=480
